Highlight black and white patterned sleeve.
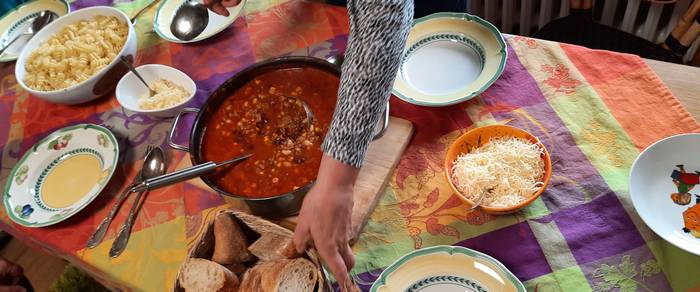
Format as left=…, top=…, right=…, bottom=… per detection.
left=321, top=0, right=414, bottom=168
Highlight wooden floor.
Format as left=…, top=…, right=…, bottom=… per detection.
left=0, top=238, right=66, bottom=292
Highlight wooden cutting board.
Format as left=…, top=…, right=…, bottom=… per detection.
left=176, top=117, right=414, bottom=240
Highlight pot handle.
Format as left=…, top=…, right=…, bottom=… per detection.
left=168, top=107, right=200, bottom=152
left=326, top=54, right=344, bottom=68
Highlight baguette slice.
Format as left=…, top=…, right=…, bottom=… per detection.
left=252, top=258, right=318, bottom=291
left=179, top=258, right=239, bottom=292
left=212, top=212, right=254, bottom=265
left=248, top=234, right=299, bottom=261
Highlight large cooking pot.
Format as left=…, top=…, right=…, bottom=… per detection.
left=167, top=56, right=389, bottom=218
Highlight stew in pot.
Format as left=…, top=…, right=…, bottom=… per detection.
left=201, top=67, right=339, bottom=198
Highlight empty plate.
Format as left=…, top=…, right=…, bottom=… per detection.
left=0, top=0, right=69, bottom=62
left=630, top=133, right=700, bottom=256
left=370, top=245, right=525, bottom=292
left=392, top=12, right=507, bottom=107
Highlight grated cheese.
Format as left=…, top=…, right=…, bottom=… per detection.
left=451, top=136, right=545, bottom=208
left=138, top=79, right=190, bottom=110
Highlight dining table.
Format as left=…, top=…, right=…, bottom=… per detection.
left=1, top=0, right=700, bottom=291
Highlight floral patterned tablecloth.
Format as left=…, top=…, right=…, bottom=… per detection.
left=1, top=0, right=700, bottom=291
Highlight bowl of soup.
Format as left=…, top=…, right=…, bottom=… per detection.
left=168, top=56, right=388, bottom=218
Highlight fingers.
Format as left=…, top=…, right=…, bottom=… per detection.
left=209, top=3, right=230, bottom=17
left=339, top=243, right=355, bottom=272
left=221, top=0, right=242, bottom=6
left=292, top=221, right=311, bottom=254
left=0, top=286, right=25, bottom=292
left=317, top=245, right=350, bottom=292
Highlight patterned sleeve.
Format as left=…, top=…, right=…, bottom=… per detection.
left=321, top=0, right=414, bottom=168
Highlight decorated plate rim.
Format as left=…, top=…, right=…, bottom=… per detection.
left=153, top=0, right=247, bottom=44
left=0, top=0, right=70, bottom=62
left=2, top=124, right=119, bottom=227
left=391, top=12, right=507, bottom=107
left=629, top=133, right=700, bottom=256
left=369, top=245, right=525, bottom=292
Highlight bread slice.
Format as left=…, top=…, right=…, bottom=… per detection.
left=248, top=234, right=299, bottom=261
left=179, top=258, right=239, bottom=292
left=212, top=212, right=254, bottom=265
left=240, top=258, right=318, bottom=292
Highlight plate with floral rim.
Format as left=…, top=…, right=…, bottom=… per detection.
left=3, top=124, right=119, bottom=227
left=370, top=245, right=525, bottom=292
left=0, top=0, right=70, bottom=62
left=392, top=12, right=507, bottom=107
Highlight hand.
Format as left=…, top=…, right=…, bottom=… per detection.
left=0, top=258, right=25, bottom=292
left=293, top=155, right=358, bottom=292
left=202, top=0, right=242, bottom=17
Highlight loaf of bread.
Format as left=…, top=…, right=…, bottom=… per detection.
left=212, top=213, right=254, bottom=265
left=239, top=258, right=318, bottom=291
left=248, top=233, right=299, bottom=261
left=179, top=258, right=239, bottom=292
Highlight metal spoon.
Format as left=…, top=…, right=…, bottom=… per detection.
left=170, top=0, right=209, bottom=41
left=109, top=147, right=167, bottom=257
left=86, top=145, right=155, bottom=249
left=0, top=10, right=57, bottom=57
left=119, top=56, right=156, bottom=97
left=282, top=95, right=315, bottom=127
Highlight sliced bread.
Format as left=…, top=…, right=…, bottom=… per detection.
left=241, top=258, right=318, bottom=291
left=248, top=233, right=299, bottom=261
left=212, top=212, right=254, bottom=265
left=179, top=258, right=239, bottom=292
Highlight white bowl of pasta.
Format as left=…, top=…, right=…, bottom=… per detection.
left=115, top=64, right=197, bottom=118
left=14, top=6, right=137, bottom=105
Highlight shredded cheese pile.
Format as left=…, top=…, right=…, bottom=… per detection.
left=451, top=136, right=545, bottom=208
left=138, top=79, right=190, bottom=110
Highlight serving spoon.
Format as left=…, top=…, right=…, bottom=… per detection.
left=0, top=10, right=57, bottom=57
left=119, top=56, right=156, bottom=97
left=171, top=0, right=210, bottom=41
left=110, top=146, right=167, bottom=257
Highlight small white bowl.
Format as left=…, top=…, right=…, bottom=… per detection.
left=115, top=64, right=197, bottom=118
left=15, top=6, right=138, bottom=104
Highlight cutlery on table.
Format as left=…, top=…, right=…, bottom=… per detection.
left=86, top=146, right=156, bottom=249
left=109, top=146, right=167, bottom=257
left=170, top=0, right=210, bottom=41
left=0, top=10, right=57, bottom=57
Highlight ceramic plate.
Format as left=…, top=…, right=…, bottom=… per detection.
left=0, top=0, right=70, bottom=62
left=154, top=0, right=246, bottom=43
left=392, top=12, right=507, bottom=107
left=3, top=124, right=118, bottom=227
left=370, top=245, right=525, bottom=292
left=630, top=133, right=700, bottom=255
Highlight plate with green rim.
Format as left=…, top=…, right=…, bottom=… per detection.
left=0, top=0, right=70, bottom=63
left=370, top=245, right=525, bottom=292
left=153, top=0, right=246, bottom=43
left=392, top=12, right=507, bottom=107
left=3, top=124, right=119, bottom=227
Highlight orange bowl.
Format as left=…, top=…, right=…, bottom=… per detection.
left=444, top=125, right=552, bottom=215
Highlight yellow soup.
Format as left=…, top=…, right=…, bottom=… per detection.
left=41, top=154, right=103, bottom=209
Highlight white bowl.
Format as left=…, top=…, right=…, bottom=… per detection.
left=115, top=64, right=197, bottom=118
left=14, top=6, right=137, bottom=105
left=630, top=133, right=700, bottom=256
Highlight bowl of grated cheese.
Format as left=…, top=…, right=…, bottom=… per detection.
left=116, top=64, right=196, bottom=118
left=444, top=125, right=551, bottom=214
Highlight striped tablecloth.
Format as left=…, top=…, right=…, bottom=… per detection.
left=1, top=1, right=699, bottom=291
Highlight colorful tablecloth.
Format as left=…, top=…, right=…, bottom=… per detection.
left=1, top=1, right=700, bottom=291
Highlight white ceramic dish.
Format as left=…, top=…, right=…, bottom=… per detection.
left=14, top=6, right=138, bottom=104
left=392, top=12, right=507, bottom=107
left=0, top=0, right=70, bottom=62
left=371, top=245, right=525, bottom=292
left=630, top=133, right=700, bottom=256
left=3, top=124, right=119, bottom=228
left=116, top=64, right=197, bottom=118
left=154, top=0, right=246, bottom=43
